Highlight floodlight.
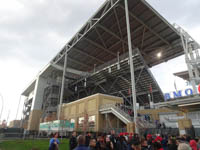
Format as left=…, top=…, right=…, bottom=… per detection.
left=157, top=52, right=162, bottom=58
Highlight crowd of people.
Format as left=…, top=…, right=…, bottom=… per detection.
left=48, top=130, right=200, bottom=150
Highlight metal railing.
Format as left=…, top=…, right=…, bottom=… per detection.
left=99, top=104, right=134, bottom=122
left=100, top=104, right=156, bottom=129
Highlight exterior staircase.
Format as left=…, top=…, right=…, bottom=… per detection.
left=99, top=104, right=134, bottom=124
left=99, top=104, right=156, bottom=129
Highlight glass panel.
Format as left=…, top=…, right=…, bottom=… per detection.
left=79, top=117, right=84, bottom=124
left=70, top=118, right=75, bottom=123
left=89, top=115, right=95, bottom=127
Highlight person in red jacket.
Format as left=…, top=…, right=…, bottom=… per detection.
left=153, top=136, right=164, bottom=150
left=190, top=140, right=197, bottom=150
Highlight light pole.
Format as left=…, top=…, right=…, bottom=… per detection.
left=0, top=93, right=4, bottom=124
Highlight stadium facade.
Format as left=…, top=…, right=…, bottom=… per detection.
left=21, top=0, right=200, bottom=134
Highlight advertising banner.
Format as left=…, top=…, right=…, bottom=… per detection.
left=39, top=120, right=74, bottom=132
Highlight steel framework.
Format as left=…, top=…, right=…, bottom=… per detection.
left=175, top=24, right=200, bottom=94
left=21, top=0, right=199, bottom=132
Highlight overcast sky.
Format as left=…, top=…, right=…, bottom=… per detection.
left=0, top=0, right=199, bottom=123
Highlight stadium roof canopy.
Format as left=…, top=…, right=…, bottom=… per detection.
left=51, top=0, right=183, bottom=71
left=23, top=0, right=186, bottom=104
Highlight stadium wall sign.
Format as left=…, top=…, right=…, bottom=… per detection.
left=39, top=120, right=74, bottom=131
left=164, top=85, right=200, bottom=101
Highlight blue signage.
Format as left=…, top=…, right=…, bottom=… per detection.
left=164, top=88, right=193, bottom=101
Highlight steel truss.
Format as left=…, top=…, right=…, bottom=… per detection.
left=51, top=0, right=120, bottom=65
left=175, top=24, right=200, bottom=94
left=22, top=0, right=192, bottom=133
left=60, top=48, right=163, bottom=109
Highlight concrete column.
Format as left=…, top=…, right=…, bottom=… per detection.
left=31, top=76, right=47, bottom=110
left=28, top=76, right=47, bottom=131
left=117, top=118, right=120, bottom=128
left=105, top=114, right=108, bottom=131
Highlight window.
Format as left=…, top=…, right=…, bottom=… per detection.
left=70, top=119, right=75, bottom=123
left=89, top=115, right=95, bottom=127
left=79, top=117, right=84, bottom=125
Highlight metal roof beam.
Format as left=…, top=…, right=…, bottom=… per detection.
left=51, top=0, right=121, bottom=65
left=113, top=8, right=123, bottom=39
left=103, top=25, right=144, bottom=51
left=142, top=26, right=171, bottom=50
left=51, top=64, right=88, bottom=76
left=98, top=23, right=148, bottom=52
left=73, top=47, right=105, bottom=64
left=68, top=57, right=92, bottom=69
left=110, top=88, right=158, bottom=96
left=108, top=77, right=120, bottom=93
left=95, top=27, right=108, bottom=49
left=119, top=5, right=170, bottom=46
left=118, top=91, right=132, bottom=106
left=84, top=37, right=117, bottom=57
left=97, top=24, right=128, bottom=46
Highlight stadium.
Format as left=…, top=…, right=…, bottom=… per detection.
left=19, top=0, right=200, bottom=137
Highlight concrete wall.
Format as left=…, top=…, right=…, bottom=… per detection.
left=138, top=108, right=182, bottom=121
left=9, top=120, right=21, bottom=128
left=98, top=113, right=125, bottom=131
left=27, top=110, right=43, bottom=131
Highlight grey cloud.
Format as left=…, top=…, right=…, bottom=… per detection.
left=0, top=0, right=105, bottom=66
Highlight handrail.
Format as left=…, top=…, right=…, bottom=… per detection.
left=99, top=104, right=134, bottom=122
left=100, top=104, right=156, bottom=128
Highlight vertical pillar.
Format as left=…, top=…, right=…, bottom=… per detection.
left=105, top=114, right=108, bottom=131
left=117, top=118, right=119, bottom=128
left=28, top=76, right=47, bottom=131
left=31, top=77, right=47, bottom=110
left=58, top=52, right=68, bottom=120
left=124, top=0, right=138, bottom=133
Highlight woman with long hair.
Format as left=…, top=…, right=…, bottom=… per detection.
left=49, top=133, right=60, bottom=150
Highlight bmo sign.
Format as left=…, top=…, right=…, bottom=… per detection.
left=164, top=85, right=200, bottom=101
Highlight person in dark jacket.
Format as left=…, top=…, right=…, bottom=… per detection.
left=116, top=136, right=128, bottom=150
left=153, top=142, right=164, bottom=150
left=74, top=135, right=88, bottom=150
left=110, top=130, right=117, bottom=149
left=141, top=138, right=148, bottom=150
left=95, top=136, right=102, bottom=150
left=168, top=138, right=177, bottom=150
left=105, top=136, right=114, bottom=150
left=85, top=132, right=92, bottom=147
left=70, top=131, right=77, bottom=150
left=88, top=138, right=97, bottom=150
left=161, top=135, right=168, bottom=150
left=130, top=140, right=141, bottom=150
left=146, top=134, right=153, bottom=150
